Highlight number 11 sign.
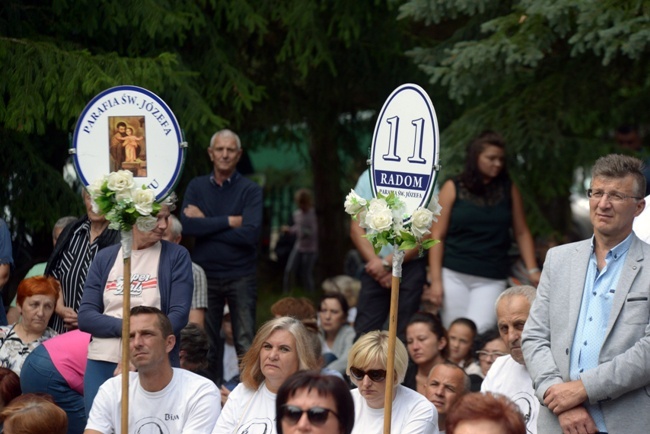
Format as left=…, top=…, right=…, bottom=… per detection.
left=370, top=83, right=440, bottom=216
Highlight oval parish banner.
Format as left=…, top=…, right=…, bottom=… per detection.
left=72, top=85, right=185, bottom=201
left=370, top=83, right=440, bottom=218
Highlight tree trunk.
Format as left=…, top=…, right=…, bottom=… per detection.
left=307, top=113, right=348, bottom=281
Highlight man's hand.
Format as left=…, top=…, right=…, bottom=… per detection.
left=379, top=272, right=392, bottom=288
left=544, top=380, right=588, bottom=415
left=220, top=385, right=231, bottom=407
left=228, top=216, right=242, bottom=228
left=183, top=205, right=205, bottom=218
left=557, top=406, right=598, bottom=434
left=365, top=257, right=386, bottom=280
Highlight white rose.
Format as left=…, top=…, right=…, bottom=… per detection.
left=90, top=198, right=100, bottom=214
left=106, top=170, right=135, bottom=192
left=87, top=177, right=105, bottom=199
left=365, top=207, right=393, bottom=232
left=367, top=198, right=389, bottom=214
left=357, top=209, right=369, bottom=229
left=115, top=189, right=132, bottom=203
left=136, top=215, right=158, bottom=232
left=427, top=195, right=443, bottom=221
left=410, top=207, right=434, bottom=238
left=132, top=188, right=155, bottom=215
left=344, top=190, right=367, bottom=215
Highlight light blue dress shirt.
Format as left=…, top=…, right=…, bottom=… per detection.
left=570, top=233, right=634, bottom=432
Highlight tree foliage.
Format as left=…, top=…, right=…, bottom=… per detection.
left=400, top=0, right=650, bottom=236
left=1, top=0, right=437, bottom=277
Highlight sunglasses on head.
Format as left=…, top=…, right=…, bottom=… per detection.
left=349, top=366, right=387, bottom=382
left=280, top=405, right=338, bottom=426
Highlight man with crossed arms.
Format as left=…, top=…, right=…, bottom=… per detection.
left=523, top=154, right=650, bottom=433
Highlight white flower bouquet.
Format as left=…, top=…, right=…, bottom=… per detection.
left=344, top=189, right=441, bottom=255
left=88, top=170, right=161, bottom=232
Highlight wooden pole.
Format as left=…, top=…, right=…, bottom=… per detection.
left=120, top=231, right=132, bottom=433
left=383, top=248, right=404, bottom=434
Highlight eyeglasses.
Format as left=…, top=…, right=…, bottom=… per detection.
left=477, top=350, right=508, bottom=360
left=280, top=405, right=339, bottom=426
left=349, top=367, right=387, bottom=382
left=586, top=189, right=642, bottom=203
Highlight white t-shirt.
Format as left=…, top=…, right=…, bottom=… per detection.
left=88, top=243, right=162, bottom=363
left=213, top=382, right=277, bottom=434
left=86, top=368, right=220, bottom=434
left=481, top=355, right=539, bottom=434
left=350, top=384, right=439, bottom=434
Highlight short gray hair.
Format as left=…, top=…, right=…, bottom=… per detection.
left=167, top=214, right=182, bottom=238
left=495, top=285, right=536, bottom=311
left=591, top=154, right=646, bottom=198
left=210, top=129, right=241, bottom=150
left=53, top=216, right=77, bottom=237
left=428, top=361, right=471, bottom=393
left=160, top=191, right=177, bottom=212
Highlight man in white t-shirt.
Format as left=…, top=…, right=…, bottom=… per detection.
left=481, top=286, right=538, bottom=434
left=84, top=306, right=220, bottom=434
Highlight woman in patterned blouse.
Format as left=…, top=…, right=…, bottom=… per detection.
left=0, top=276, right=59, bottom=375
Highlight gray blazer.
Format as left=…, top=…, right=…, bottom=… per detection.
left=522, top=234, right=650, bottom=432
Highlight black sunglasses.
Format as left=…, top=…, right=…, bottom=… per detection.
left=280, top=405, right=338, bottom=426
left=349, top=366, right=387, bottom=382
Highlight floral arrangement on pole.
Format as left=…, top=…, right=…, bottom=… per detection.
left=87, top=170, right=161, bottom=233
left=344, top=190, right=441, bottom=255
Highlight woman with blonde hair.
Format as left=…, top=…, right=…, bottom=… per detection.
left=214, top=316, right=320, bottom=434
left=347, top=330, right=438, bottom=434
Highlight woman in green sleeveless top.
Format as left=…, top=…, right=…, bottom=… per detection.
left=425, top=131, right=540, bottom=332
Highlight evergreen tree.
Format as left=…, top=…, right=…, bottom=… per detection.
left=400, top=0, right=650, bottom=236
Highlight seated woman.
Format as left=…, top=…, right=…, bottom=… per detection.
left=276, top=370, right=354, bottom=434
left=347, top=330, right=438, bottom=434
left=319, top=292, right=355, bottom=374
left=467, top=328, right=507, bottom=391
left=78, top=202, right=193, bottom=416
left=0, top=368, right=21, bottom=410
left=403, top=312, right=448, bottom=395
left=445, top=392, right=525, bottom=434
left=20, top=330, right=90, bottom=434
left=447, top=318, right=481, bottom=376
left=214, top=316, right=320, bottom=434
left=0, top=276, right=59, bottom=375
left=0, top=393, right=67, bottom=434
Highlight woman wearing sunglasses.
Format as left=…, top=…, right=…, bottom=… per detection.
left=213, top=317, right=320, bottom=434
left=276, top=370, right=354, bottom=434
left=346, top=331, right=439, bottom=434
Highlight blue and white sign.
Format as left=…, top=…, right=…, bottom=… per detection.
left=370, top=83, right=439, bottom=216
left=72, top=85, right=186, bottom=201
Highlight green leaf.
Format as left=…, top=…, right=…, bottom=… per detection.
left=421, top=239, right=440, bottom=250
left=399, top=239, right=417, bottom=250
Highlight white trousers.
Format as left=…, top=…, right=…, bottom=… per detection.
left=441, top=267, right=506, bottom=333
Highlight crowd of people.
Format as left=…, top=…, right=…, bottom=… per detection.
left=0, top=128, right=647, bottom=433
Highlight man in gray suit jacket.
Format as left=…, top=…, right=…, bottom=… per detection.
left=522, top=154, right=649, bottom=434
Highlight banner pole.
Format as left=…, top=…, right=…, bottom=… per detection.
left=120, top=230, right=132, bottom=433
left=383, top=247, right=404, bottom=434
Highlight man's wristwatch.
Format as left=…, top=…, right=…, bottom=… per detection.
left=382, top=259, right=392, bottom=272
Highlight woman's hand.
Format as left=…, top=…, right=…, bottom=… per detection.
left=422, top=280, right=444, bottom=309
